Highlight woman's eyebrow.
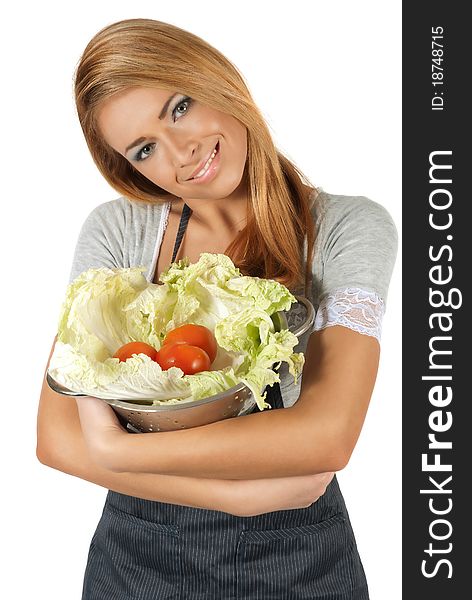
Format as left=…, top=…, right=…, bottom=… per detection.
left=158, top=92, right=178, bottom=120
left=124, top=92, right=179, bottom=154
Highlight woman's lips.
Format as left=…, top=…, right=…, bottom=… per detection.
left=186, top=141, right=220, bottom=183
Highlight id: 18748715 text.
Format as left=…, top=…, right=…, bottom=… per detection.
left=431, top=26, right=445, bottom=111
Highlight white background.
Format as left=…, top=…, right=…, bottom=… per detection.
left=0, top=1, right=401, bottom=598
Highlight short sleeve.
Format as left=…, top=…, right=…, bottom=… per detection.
left=68, top=200, right=126, bottom=284
left=311, top=195, right=398, bottom=342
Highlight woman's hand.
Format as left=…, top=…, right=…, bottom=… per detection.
left=228, top=472, right=335, bottom=517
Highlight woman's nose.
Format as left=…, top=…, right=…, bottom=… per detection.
left=165, top=132, right=199, bottom=168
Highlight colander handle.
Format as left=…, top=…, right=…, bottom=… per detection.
left=291, top=295, right=315, bottom=338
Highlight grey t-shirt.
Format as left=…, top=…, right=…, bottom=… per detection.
left=68, top=189, right=398, bottom=407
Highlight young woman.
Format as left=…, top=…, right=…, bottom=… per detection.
left=37, top=18, right=397, bottom=599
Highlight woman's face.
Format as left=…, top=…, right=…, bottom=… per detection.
left=97, top=87, right=248, bottom=201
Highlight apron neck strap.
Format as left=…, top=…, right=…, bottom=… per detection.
left=171, top=203, right=192, bottom=264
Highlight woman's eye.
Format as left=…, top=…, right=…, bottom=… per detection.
left=135, top=143, right=155, bottom=162
left=172, top=97, right=192, bottom=121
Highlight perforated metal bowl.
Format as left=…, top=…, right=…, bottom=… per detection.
left=47, top=295, right=314, bottom=432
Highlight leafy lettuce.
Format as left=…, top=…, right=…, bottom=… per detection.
left=49, top=253, right=304, bottom=410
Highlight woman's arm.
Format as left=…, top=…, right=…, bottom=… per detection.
left=36, top=339, right=238, bottom=512
left=37, top=339, right=333, bottom=516
left=78, top=325, right=380, bottom=479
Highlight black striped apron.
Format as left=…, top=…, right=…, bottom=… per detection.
left=82, top=204, right=369, bottom=599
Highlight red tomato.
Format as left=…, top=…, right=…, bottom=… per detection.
left=163, top=324, right=218, bottom=363
left=113, top=342, right=157, bottom=362
left=155, top=343, right=211, bottom=375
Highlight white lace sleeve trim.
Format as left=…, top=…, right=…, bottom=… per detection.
left=313, top=287, right=386, bottom=342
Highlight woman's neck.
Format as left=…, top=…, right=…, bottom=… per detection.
left=171, top=182, right=248, bottom=236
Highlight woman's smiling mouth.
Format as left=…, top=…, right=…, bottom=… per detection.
left=186, top=141, right=220, bottom=183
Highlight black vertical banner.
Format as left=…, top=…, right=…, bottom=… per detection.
left=403, top=3, right=469, bottom=598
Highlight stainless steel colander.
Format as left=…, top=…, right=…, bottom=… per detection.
left=47, top=295, right=314, bottom=432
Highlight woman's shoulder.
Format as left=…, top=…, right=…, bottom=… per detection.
left=84, top=195, right=167, bottom=226
left=309, top=188, right=398, bottom=305
left=78, top=195, right=170, bottom=248
left=311, top=189, right=398, bottom=264
left=68, top=196, right=169, bottom=284
left=311, top=188, right=396, bottom=234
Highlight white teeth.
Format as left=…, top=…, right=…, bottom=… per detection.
left=194, top=146, right=218, bottom=179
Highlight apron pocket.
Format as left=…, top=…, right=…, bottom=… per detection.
left=82, top=503, right=182, bottom=600
left=235, top=513, right=362, bottom=600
